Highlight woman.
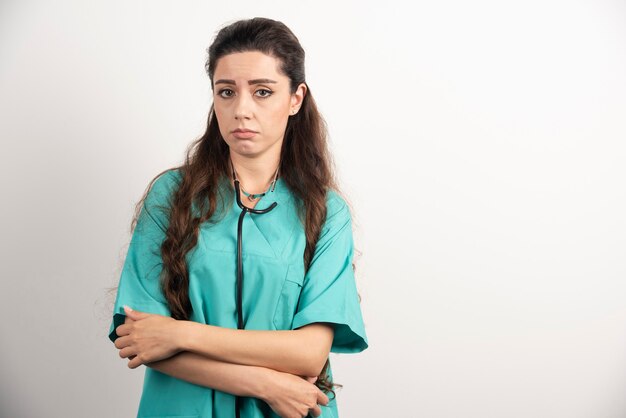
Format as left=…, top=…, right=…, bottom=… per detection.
left=109, top=17, right=368, bottom=418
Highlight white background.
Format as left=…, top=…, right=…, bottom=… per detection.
left=1, top=1, right=625, bottom=417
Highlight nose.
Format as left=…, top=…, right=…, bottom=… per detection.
left=234, top=92, right=252, bottom=120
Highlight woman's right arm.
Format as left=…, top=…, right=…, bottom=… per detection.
left=121, top=317, right=329, bottom=416
left=145, top=351, right=271, bottom=399
left=146, top=352, right=328, bottom=417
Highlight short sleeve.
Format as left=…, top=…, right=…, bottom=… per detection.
left=108, top=170, right=180, bottom=343
left=291, top=192, right=369, bottom=354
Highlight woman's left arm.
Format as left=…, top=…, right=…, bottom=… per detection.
left=116, top=306, right=334, bottom=376
left=180, top=320, right=334, bottom=377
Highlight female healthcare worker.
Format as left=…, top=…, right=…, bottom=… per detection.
left=108, top=17, right=368, bottom=418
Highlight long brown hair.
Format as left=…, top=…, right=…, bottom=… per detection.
left=117, top=17, right=357, bottom=399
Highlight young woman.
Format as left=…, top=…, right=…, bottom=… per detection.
left=109, top=17, right=368, bottom=418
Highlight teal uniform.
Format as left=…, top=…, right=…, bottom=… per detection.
left=109, top=168, right=368, bottom=417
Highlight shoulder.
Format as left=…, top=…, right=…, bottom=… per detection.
left=149, top=168, right=182, bottom=197
left=326, top=188, right=350, bottom=217
left=321, top=188, right=352, bottom=233
left=309, top=188, right=355, bottom=250
left=142, top=168, right=183, bottom=229
left=145, top=168, right=182, bottom=207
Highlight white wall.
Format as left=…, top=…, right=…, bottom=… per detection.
left=1, top=0, right=625, bottom=417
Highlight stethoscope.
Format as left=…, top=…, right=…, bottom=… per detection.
left=231, top=162, right=278, bottom=418
left=230, top=163, right=315, bottom=418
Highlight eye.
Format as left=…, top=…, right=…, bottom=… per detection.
left=217, top=88, right=234, bottom=98
left=255, top=89, right=273, bottom=98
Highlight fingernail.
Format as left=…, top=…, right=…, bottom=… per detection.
left=124, top=305, right=133, bottom=312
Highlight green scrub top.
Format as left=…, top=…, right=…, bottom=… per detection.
left=108, top=168, right=368, bottom=418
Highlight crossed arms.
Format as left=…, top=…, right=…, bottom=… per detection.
left=115, top=312, right=334, bottom=399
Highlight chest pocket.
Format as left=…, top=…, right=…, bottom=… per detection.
left=273, top=263, right=305, bottom=330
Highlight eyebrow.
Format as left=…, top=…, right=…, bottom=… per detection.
left=214, top=78, right=278, bottom=85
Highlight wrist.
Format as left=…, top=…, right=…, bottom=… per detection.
left=178, top=320, right=197, bottom=352
left=254, top=367, right=278, bottom=403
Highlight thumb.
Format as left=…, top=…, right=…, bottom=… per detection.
left=305, top=376, right=318, bottom=384
left=124, top=305, right=148, bottom=320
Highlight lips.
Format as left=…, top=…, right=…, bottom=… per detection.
left=232, top=129, right=257, bottom=139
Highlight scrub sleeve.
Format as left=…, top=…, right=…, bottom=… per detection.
left=292, top=195, right=368, bottom=354
left=108, top=171, right=178, bottom=342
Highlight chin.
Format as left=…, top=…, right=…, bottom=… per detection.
left=231, top=143, right=264, bottom=157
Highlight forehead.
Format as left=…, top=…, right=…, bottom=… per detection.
left=213, top=51, right=287, bottom=82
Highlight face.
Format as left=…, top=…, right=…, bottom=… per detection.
left=212, top=51, right=306, bottom=159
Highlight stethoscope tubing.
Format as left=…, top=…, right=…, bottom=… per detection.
left=233, top=178, right=277, bottom=418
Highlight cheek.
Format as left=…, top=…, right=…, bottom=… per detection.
left=266, top=103, right=290, bottom=123
left=213, top=105, right=230, bottom=126
left=213, top=103, right=226, bottom=118
left=213, top=108, right=230, bottom=139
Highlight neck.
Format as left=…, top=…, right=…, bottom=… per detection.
left=228, top=151, right=280, bottom=193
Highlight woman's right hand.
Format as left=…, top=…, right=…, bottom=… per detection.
left=261, top=370, right=330, bottom=418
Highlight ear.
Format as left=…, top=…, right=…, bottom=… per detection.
left=290, top=82, right=307, bottom=115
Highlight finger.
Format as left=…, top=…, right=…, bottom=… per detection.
left=114, top=336, right=130, bottom=350
left=124, top=306, right=150, bottom=320
left=115, top=324, right=130, bottom=337
left=309, top=404, right=322, bottom=417
left=118, top=347, right=136, bottom=359
left=128, top=355, right=143, bottom=369
left=316, top=390, right=329, bottom=406
left=305, top=376, right=317, bottom=383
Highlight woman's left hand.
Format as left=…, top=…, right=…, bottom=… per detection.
left=114, top=306, right=183, bottom=369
